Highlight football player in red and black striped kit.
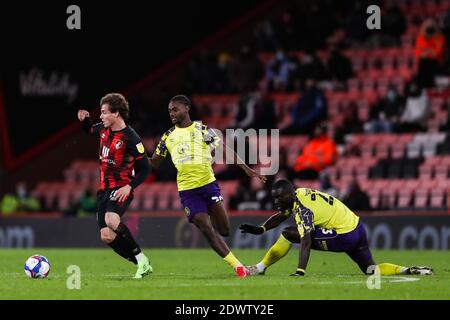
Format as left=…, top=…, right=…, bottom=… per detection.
left=77, top=93, right=152, bottom=279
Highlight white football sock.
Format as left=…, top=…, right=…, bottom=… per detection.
left=135, top=252, right=145, bottom=262
left=256, top=262, right=267, bottom=273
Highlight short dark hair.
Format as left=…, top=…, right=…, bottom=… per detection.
left=272, top=179, right=295, bottom=193
left=170, top=94, right=191, bottom=107
left=100, top=93, right=129, bottom=120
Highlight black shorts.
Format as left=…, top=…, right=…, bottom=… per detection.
left=96, top=187, right=134, bottom=229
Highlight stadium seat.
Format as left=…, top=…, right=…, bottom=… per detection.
left=434, top=164, right=448, bottom=179
left=142, top=190, right=156, bottom=210
left=367, top=189, right=381, bottom=209
left=397, top=188, right=413, bottom=209
left=430, top=188, right=446, bottom=208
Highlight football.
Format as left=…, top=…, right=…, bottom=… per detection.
left=24, top=255, right=51, bottom=279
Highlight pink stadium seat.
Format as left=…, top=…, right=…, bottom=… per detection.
left=156, top=193, right=171, bottom=210
left=430, top=188, right=446, bottom=208
left=397, top=188, right=413, bottom=209
left=129, top=195, right=141, bottom=210
left=414, top=189, right=429, bottom=208
left=142, top=190, right=155, bottom=210
left=171, top=196, right=182, bottom=210
left=419, top=163, right=433, bottom=179
left=434, top=165, right=448, bottom=179
left=368, top=189, right=381, bottom=209
left=64, top=169, right=77, bottom=184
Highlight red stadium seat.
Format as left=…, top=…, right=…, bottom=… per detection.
left=414, top=189, right=429, bottom=208
left=397, top=188, right=413, bottom=209
left=430, top=188, right=446, bottom=208
left=368, top=189, right=381, bottom=209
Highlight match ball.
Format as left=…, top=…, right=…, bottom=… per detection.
left=24, top=255, right=51, bottom=279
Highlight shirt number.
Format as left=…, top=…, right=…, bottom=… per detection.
left=310, top=192, right=334, bottom=206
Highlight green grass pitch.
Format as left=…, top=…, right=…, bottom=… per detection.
left=1, top=249, right=449, bottom=300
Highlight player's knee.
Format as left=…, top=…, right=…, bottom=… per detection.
left=281, top=228, right=297, bottom=242
left=100, top=233, right=114, bottom=244
left=218, top=228, right=230, bottom=237
left=195, top=221, right=214, bottom=236
left=105, top=214, right=119, bottom=230
left=219, top=223, right=230, bottom=237
left=100, top=228, right=115, bottom=243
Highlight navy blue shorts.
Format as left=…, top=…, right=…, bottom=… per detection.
left=311, top=221, right=373, bottom=267
left=179, top=182, right=223, bottom=222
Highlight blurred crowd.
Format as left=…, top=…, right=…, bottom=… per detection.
left=5, top=0, right=450, bottom=215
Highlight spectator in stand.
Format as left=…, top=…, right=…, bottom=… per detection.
left=64, top=188, right=97, bottom=217
left=228, top=176, right=258, bottom=210
left=294, top=50, right=326, bottom=83
left=364, top=85, right=405, bottom=133
left=342, top=179, right=371, bottom=212
left=415, top=19, right=446, bottom=88
left=230, top=91, right=260, bottom=131
left=281, top=78, right=328, bottom=135
left=229, top=45, right=264, bottom=92
left=319, top=171, right=339, bottom=198
left=398, top=80, right=430, bottom=132
left=334, top=101, right=363, bottom=145
left=0, top=182, right=41, bottom=215
left=230, top=90, right=277, bottom=131
left=326, top=45, right=353, bottom=90
left=266, top=48, right=298, bottom=92
left=293, top=123, right=338, bottom=180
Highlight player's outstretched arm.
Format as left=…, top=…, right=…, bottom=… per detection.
left=291, top=232, right=312, bottom=277
left=239, top=212, right=288, bottom=235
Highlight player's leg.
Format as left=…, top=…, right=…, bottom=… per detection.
left=191, top=212, right=248, bottom=277
left=345, top=222, right=432, bottom=275
left=207, top=201, right=230, bottom=237
left=181, top=183, right=248, bottom=277
left=248, top=226, right=300, bottom=275
left=100, top=227, right=137, bottom=264
left=346, top=248, right=423, bottom=275
left=105, top=191, right=152, bottom=279
left=97, top=190, right=137, bottom=264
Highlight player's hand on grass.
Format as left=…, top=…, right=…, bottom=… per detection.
left=115, top=185, right=132, bottom=203
left=243, top=167, right=267, bottom=184
left=78, top=110, right=90, bottom=121
left=239, top=224, right=265, bottom=235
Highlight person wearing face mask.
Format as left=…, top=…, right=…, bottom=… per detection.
left=415, top=19, right=446, bottom=88
left=0, top=182, right=41, bottom=215
left=266, top=48, right=298, bottom=91
left=364, top=85, right=404, bottom=133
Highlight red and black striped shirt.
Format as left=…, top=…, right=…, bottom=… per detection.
left=88, top=122, right=147, bottom=190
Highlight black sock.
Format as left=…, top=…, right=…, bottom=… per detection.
left=108, top=236, right=137, bottom=264
left=115, top=223, right=142, bottom=256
